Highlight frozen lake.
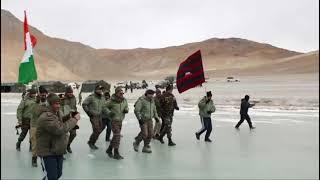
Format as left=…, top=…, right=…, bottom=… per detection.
left=1, top=75, right=319, bottom=179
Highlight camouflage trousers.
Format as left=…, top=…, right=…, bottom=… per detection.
left=18, top=118, right=31, bottom=143
left=160, top=116, right=173, bottom=139
left=68, top=129, right=77, bottom=145
left=153, top=121, right=161, bottom=136
left=135, top=120, right=153, bottom=146
left=88, top=116, right=103, bottom=144
left=110, top=121, right=122, bottom=149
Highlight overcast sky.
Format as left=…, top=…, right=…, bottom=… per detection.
left=2, top=0, right=319, bottom=52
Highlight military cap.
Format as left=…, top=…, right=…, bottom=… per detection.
left=47, top=93, right=60, bottom=105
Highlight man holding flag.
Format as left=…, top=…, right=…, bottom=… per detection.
left=157, top=50, right=206, bottom=145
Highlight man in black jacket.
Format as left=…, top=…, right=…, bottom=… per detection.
left=235, top=95, right=256, bottom=130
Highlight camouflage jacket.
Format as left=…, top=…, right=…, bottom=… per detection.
left=16, top=96, right=37, bottom=123
left=102, top=94, right=128, bottom=122
left=134, top=95, right=159, bottom=122
left=31, top=101, right=48, bottom=127
left=63, top=95, right=77, bottom=111
left=154, top=94, right=162, bottom=117
left=61, top=95, right=77, bottom=116
left=82, top=93, right=105, bottom=118
left=159, top=91, right=179, bottom=118
left=36, top=106, right=77, bottom=157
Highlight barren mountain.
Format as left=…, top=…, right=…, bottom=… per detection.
left=1, top=9, right=317, bottom=82
left=206, top=51, right=319, bottom=77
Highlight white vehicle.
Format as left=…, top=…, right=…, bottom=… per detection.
left=226, top=77, right=240, bottom=82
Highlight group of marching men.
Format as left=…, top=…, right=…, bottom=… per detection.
left=15, top=83, right=255, bottom=180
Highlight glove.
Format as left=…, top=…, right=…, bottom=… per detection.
left=138, top=120, right=144, bottom=126
left=175, top=107, right=180, bottom=111
left=206, top=100, right=210, bottom=104
left=123, top=109, right=129, bottom=114
left=155, top=117, right=160, bottom=123
left=73, top=125, right=80, bottom=130
left=207, top=111, right=213, bottom=114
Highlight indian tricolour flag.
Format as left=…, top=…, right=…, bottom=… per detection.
left=18, top=10, right=38, bottom=85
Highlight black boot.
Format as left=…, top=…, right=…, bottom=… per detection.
left=106, top=145, right=113, bottom=158
left=16, top=141, right=21, bottom=151
left=67, top=144, right=72, bottom=153
left=32, top=156, right=37, bottom=167
left=133, top=141, right=139, bottom=152
left=156, top=134, right=165, bottom=144
left=168, top=138, right=176, bottom=146
left=153, top=134, right=160, bottom=139
left=113, top=148, right=124, bottom=160
left=142, top=146, right=152, bottom=153
left=29, top=142, right=32, bottom=152
left=205, top=138, right=212, bottom=142
left=87, top=142, right=98, bottom=150
left=195, top=132, right=200, bottom=140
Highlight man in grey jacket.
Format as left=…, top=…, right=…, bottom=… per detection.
left=195, top=91, right=216, bottom=142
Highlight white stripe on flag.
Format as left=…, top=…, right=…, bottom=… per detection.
left=21, top=32, right=33, bottom=63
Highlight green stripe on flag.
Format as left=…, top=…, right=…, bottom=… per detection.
left=18, top=55, right=37, bottom=84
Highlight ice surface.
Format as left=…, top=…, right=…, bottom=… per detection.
left=1, top=76, right=319, bottom=179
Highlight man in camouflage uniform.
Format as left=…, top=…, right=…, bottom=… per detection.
left=103, top=87, right=128, bottom=160
left=30, top=86, right=48, bottom=167
left=61, top=86, right=78, bottom=153
left=133, top=89, right=160, bottom=153
left=153, top=89, right=162, bottom=139
left=82, top=85, right=105, bottom=150
left=102, top=90, right=112, bottom=142
left=36, top=93, right=80, bottom=180
left=16, top=88, right=37, bottom=151
left=156, top=85, right=179, bottom=146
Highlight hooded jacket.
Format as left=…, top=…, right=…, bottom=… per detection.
left=102, top=94, right=128, bottom=122
left=240, top=98, right=254, bottom=115
left=198, top=96, right=216, bottom=118
left=36, top=106, right=77, bottom=156
left=134, top=95, right=159, bottom=122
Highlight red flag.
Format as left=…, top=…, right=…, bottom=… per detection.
left=176, top=50, right=205, bottom=93
left=24, top=10, right=37, bottom=50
